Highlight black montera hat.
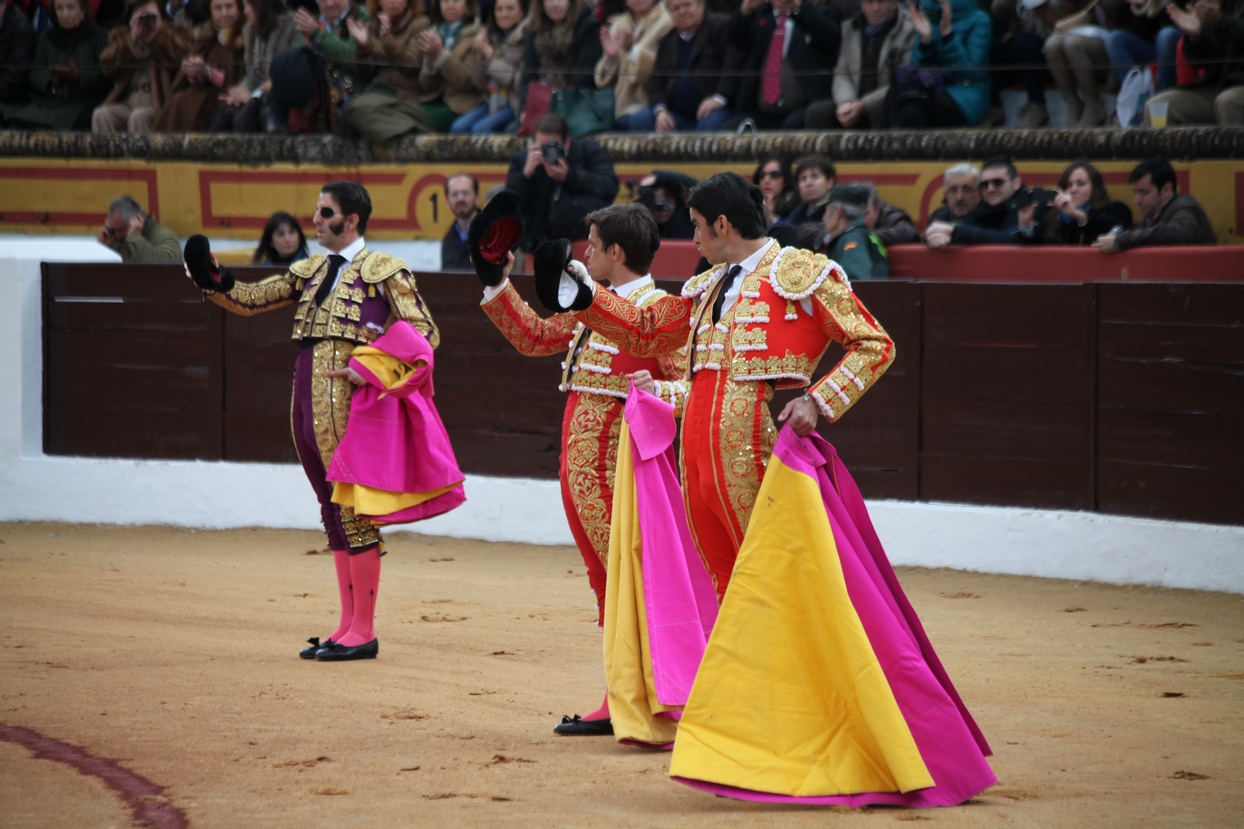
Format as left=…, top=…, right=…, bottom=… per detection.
left=467, top=190, right=524, bottom=287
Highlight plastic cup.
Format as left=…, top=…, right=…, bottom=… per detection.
left=1150, top=101, right=1169, bottom=128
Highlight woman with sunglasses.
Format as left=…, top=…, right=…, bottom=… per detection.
left=752, top=155, right=799, bottom=227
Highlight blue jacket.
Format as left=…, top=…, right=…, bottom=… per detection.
left=909, top=0, right=991, bottom=125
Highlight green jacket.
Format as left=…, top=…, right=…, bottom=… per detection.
left=312, top=3, right=372, bottom=87
left=112, top=218, right=182, bottom=264
left=828, top=219, right=889, bottom=281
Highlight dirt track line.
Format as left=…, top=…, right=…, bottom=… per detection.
left=0, top=722, right=190, bottom=829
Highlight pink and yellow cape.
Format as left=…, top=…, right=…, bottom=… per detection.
left=328, top=321, right=465, bottom=524
left=669, top=425, right=996, bottom=806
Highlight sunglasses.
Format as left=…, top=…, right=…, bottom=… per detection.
left=980, top=177, right=1011, bottom=190
left=759, top=170, right=784, bottom=180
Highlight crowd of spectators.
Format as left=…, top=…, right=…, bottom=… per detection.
left=1, top=0, right=1240, bottom=135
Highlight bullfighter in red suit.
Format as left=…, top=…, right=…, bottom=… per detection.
left=471, top=198, right=683, bottom=736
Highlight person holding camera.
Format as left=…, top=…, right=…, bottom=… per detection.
left=93, top=0, right=193, bottom=133
left=635, top=170, right=696, bottom=239
left=505, top=112, right=619, bottom=252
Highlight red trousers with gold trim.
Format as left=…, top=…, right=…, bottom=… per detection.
left=558, top=391, right=624, bottom=626
left=680, top=370, right=776, bottom=601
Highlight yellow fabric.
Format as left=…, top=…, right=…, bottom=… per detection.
left=668, top=453, right=933, bottom=796
left=348, top=347, right=423, bottom=391
left=602, top=423, right=680, bottom=746
left=332, top=481, right=461, bottom=523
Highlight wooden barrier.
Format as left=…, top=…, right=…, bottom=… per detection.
left=42, top=262, right=1244, bottom=527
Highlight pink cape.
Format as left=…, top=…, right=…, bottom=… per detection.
left=326, top=322, right=465, bottom=524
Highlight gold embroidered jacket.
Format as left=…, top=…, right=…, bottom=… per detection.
left=207, top=248, right=440, bottom=348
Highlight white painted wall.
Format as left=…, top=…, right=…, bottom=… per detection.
left=3, top=237, right=1242, bottom=595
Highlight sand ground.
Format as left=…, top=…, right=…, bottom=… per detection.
left=1, top=522, right=1241, bottom=829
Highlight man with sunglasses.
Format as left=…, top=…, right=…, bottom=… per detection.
left=926, top=156, right=1045, bottom=248
left=184, top=181, right=439, bottom=663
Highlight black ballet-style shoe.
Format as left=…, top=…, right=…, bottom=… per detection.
left=314, top=638, right=379, bottom=661
left=299, top=637, right=333, bottom=659
left=553, top=715, right=614, bottom=736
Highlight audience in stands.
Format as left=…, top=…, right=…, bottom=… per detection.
left=97, top=194, right=182, bottom=262
left=210, top=0, right=297, bottom=132
left=344, top=0, right=434, bottom=142
left=505, top=113, right=618, bottom=251
left=863, top=184, right=920, bottom=246
left=753, top=154, right=799, bottom=225
left=0, top=0, right=37, bottom=124
left=253, top=210, right=309, bottom=265
left=634, top=169, right=697, bottom=239
left=1094, top=158, right=1217, bottom=252
left=595, top=0, right=672, bottom=130
left=822, top=184, right=890, bottom=279
left=927, top=156, right=1044, bottom=246
left=895, top=0, right=991, bottom=128
left=785, top=155, right=837, bottom=225
left=4, top=0, right=110, bottom=130
left=628, top=0, right=737, bottom=132
left=724, top=0, right=842, bottom=130
left=519, top=0, right=601, bottom=127
left=93, top=0, right=192, bottom=133
left=990, top=0, right=1078, bottom=128
left=927, top=163, right=982, bottom=230
left=153, top=0, right=245, bottom=131
left=441, top=172, right=480, bottom=269
left=452, top=0, right=526, bottom=133
left=1043, top=0, right=1114, bottom=128
left=1144, top=0, right=1244, bottom=127
left=412, top=0, right=485, bottom=132
left=1105, top=0, right=1180, bottom=94
left=805, top=0, right=914, bottom=130
left=267, top=0, right=369, bottom=134
left=1040, top=160, right=1133, bottom=245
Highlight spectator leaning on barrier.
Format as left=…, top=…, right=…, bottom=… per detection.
left=635, top=169, right=697, bottom=239
left=785, top=155, right=836, bottom=226
left=895, top=0, right=991, bottom=128
left=1144, top=0, right=1244, bottom=127
left=1040, top=160, right=1133, bottom=246
left=926, top=162, right=982, bottom=227
left=3, top=0, right=111, bottom=130
left=628, top=0, right=738, bottom=132
left=97, top=194, right=182, bottom=263
left=823, top=184, right=890, bottom=281
left=441, top=173, right=480, bottom=270
left=595, top=0, right=672, bottom=130
left=753, top=154, right=799, bottom=225
left=863, top=184, right=920, bottom=246
left=93, top=0, right=193, bottom=133
left=253, top=211, right=309, bottom=266
left=724, top=0, right=842, bottom=130
left=452, top=0, right=527, bottom=133
left=153, top=0, right=246, bottom=132
left=927, top=157, right=1044, bottom=247
left=505, top=113, right=619, bottom=252
left=1094, top=158, right=1217, bottom=253
left=805, top=0, right=915, bottom=130
left=0, top=0, right=36, bottom=122
left=210, top=0, right=298, bottom=132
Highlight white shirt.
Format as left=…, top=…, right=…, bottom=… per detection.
left=322, top=236, right=366, bottom=295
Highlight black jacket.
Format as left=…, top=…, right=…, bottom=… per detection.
left=1183, top=0, right=1244, bottom=92
left=520, top=7, right=601, bottom=109
left=1040, top=201, right=1133, bottom=246
left=646, top=14, right=741, bottom=118
left=0, top=4, right=36, bottom=103
left=951, top=188, right=1052, bottom=245
left=441, top=222, right=474, bottom=271
left=726, top=2, right=840, bottom=113
left=1114, top=194, right=1217, bottom=250
left=505, top=136, right=620, bottom=248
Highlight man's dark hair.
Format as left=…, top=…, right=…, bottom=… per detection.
left=794, top=154, right=836, bottom=181
left=1129, top=158, right=1178, bottom=194
left=686, top=172, right=767, bottom=240
left=321, top=181, right=373, bottom=234
left=534, top=113, right=569, bottom=142
left=445, top=173, right=479, bottom=196
left=585, top=203, right=660, bottom=275
left=981, top=156, right=1019, bottom=180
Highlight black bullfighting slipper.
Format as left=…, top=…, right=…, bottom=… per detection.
left=553, top=715, right=614, bottom=736
left=299, top=637, right=333, bottom=659
left=314, top=638, right=379, bottom=661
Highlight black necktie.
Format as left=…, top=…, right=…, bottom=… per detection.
left=315, top=254, right=347, bottom=306
left=711, top=265, right=743, bottom=324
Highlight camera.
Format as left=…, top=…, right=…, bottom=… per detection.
left=138, top=10, right=158, bottom=21
left=541, top=141, right=566, bottom=165
left=635, top=184, right=671, bottom=214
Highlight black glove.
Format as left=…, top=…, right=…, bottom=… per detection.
left=534, top=239, right=592, bottom=313
left=183, top=234, right=235, bottom=292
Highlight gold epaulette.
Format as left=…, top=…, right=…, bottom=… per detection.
left=360, top=251, right=408, bottom=284
left=681, top=264, right=728, bottom=299
left=770, top=247, right=838, bottom=300
left=291, top=254, right=325, bottom=279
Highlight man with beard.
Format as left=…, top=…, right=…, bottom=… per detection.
left=926, top=156, right=1043, bottom=247
left=183, top=181, right=439, bottom=662
left=440, top=173, right=480, bottom=271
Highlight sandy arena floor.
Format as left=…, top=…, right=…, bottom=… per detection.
left=0, top=522, right=1241, bottom=828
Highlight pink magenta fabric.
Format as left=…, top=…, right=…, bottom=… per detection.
left=326, top=321, right=465, bottom=524
left=625, top=385, right=719, bottom=708
left=674, top=426, right=995, bottom=808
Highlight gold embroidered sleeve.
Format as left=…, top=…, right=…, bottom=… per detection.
left=806, top=270, right=895, bottom=422
left=482, top=281, right=580, bottom=357
left=651, top=377, right=691, bottom=418
left=573, top=287, right=693, bottom=359
left=206, top=271, right=299, bottom=317
left=384, top=269, right=440, bottom=350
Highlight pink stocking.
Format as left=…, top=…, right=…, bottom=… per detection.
left=328, top=549, right=353, bottom=643
left=338, top=548, right=381, bottom=646
left=583, top=690, right=610, bottom=722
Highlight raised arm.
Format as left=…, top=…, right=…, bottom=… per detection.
left=481, top=280, right=581, bottom=357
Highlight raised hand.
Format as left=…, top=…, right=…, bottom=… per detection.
left=908, top=4, right=932, bottom=43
